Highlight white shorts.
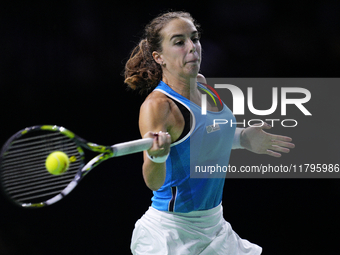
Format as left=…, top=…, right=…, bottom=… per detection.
left=131, top=204, right=262, bottom=255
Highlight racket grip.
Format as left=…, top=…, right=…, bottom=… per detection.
left=111, top=138, right=153, bottom=157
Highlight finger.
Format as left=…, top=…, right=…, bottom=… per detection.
left=143, top=131, right=157, bottom=139
left=151, top=134, right=161, bottom=151
left=164, top=132, right=171, bottom=144
left=266, top=149, right=282, bottom=158
left=272, top=140, right=295, bottom=149
left=270, top=145, right=290, bottom=154
left=146, top=132, right=170, bottom=157
left=272, top=135, right=293, bottom=142
left=260, top=122, right=272, bottom=130
left=157, top=131, right=171, bottom=150
left=252, top=122, right=271, bottom=129
left=157, top=131, right=165, bottom=146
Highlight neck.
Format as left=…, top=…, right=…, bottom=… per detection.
left=162, top=73, right=198, bottom=100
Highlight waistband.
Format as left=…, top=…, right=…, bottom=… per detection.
left=142, top=203, right=223, bottom=231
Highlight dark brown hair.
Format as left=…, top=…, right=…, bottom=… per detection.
left=124, top=11, right=200, bottom=94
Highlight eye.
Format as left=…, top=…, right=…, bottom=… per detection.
left=192, top=37, right=199, bottom=43
left=175, top=40, right=184, bottom=46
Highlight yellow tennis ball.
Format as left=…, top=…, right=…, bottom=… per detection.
left=45, top=151, right=70, bottom=175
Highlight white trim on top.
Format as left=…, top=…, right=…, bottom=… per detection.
left=153, top=88, right=196, bottom=147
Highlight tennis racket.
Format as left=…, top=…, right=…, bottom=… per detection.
left=0, top=125, right=153, bottom=208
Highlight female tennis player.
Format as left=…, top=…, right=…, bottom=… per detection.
left=124, top=11, right=294, bottom=255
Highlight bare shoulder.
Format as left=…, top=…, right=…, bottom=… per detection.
left=140, top=90, right=172, bottom=116
left=139, top=90, right=184, bottom=141
left=139, top=91, right=174, bottom=135
left=197, top=73, right=207, bottom=84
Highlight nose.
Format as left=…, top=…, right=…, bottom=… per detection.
left=189, top=40, right=196, bottom=53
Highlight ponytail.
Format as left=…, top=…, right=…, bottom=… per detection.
left=124, top=39, right=162, bottom=94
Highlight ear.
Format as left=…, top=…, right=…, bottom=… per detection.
left=152, top=51, right=163, bottom=65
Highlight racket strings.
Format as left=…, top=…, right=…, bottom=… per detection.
left=0, top=131, right=83, bottom=204
left=2, top=143, right=78, bottom=178
left=4, top=163, right=80, bottom=190
left=3, top=139, right=67, bottom=163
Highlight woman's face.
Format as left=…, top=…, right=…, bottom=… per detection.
left=153, top=17, right=201, bottom=81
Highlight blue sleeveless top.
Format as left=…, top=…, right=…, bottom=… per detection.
left=151, top=81, right=236, bottom=213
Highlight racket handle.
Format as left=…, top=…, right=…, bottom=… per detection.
left=111, top=138, right=153, bottom=157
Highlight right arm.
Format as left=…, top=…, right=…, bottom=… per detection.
left=139, top=93, right=172, bottom=191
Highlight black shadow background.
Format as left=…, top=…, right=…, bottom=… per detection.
left=0, top=1, right=339, bottom=254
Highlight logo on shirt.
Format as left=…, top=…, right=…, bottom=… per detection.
left=199, top=84, right=222, bottom=116
left=206, top=124, right=220, bottom=134
left=199, top=83, right=222, bottom=107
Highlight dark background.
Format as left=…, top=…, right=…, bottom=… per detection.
left=1, top=1, right=339, bottom=254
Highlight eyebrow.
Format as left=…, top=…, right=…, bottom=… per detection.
left=170, top=31, right=198, bottom=41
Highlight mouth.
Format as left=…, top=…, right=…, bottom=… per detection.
left=186, top=59, right=199, bottom=64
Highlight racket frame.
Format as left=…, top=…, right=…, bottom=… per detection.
left=0, top=125, right=152, bottom=208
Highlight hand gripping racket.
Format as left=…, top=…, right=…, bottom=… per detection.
left=0, top=125, right=153, bottom=208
